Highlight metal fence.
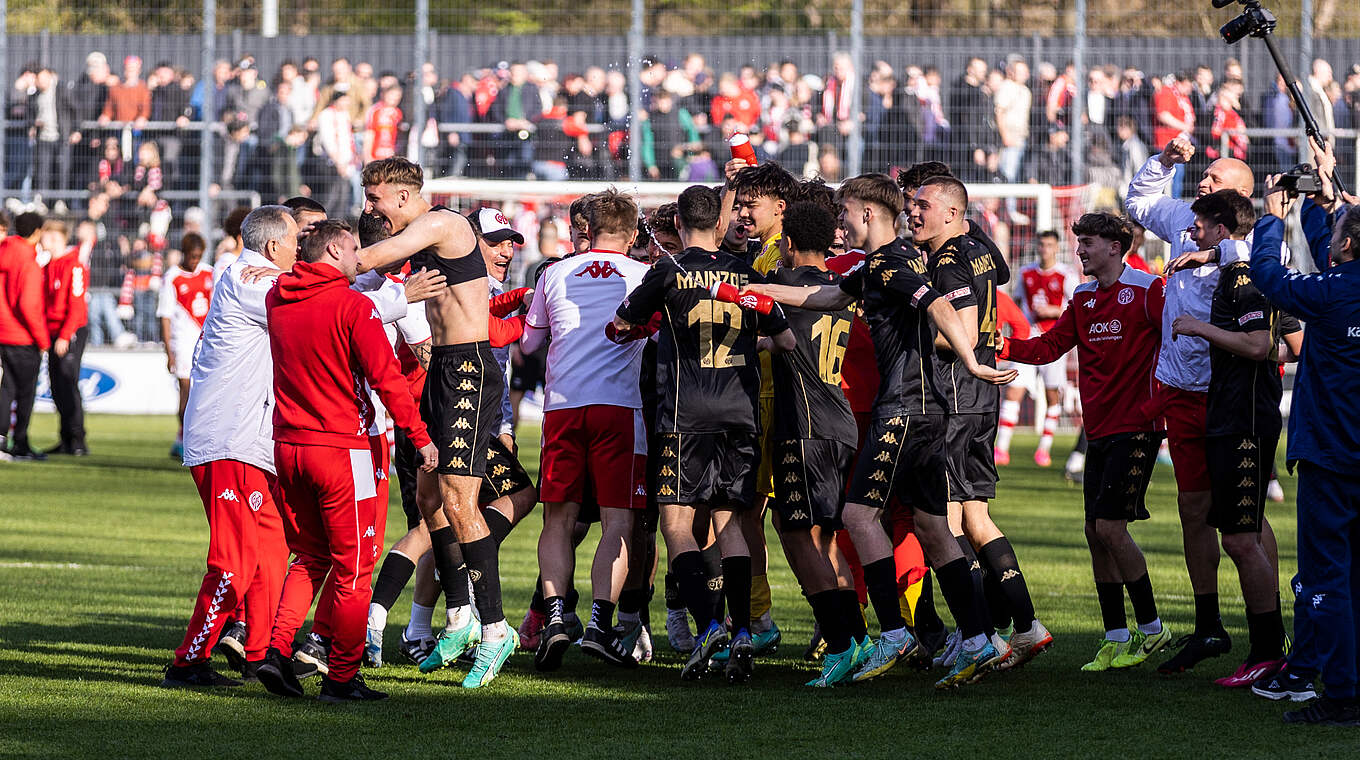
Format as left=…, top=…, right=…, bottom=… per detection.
left=2, top=0, right=1358, bottom=344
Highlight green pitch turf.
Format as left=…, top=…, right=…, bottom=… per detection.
left=0, top=414, right=1350, bottom=758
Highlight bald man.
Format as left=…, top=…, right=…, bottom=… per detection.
left=1125, top=137, right=1284, bottom=677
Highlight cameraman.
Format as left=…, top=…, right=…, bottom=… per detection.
left=1247, top=169, right=1360, bottom=726
left=1125, top=137, right=1286, bottom=675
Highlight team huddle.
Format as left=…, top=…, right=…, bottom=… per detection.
left=155, top=143, right=1355, bottom=716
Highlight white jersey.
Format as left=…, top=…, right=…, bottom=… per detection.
left=156, top=262, right=213, bottom=355
left=211, top=249, right=240, bottom=283
left=525, top=251, right=650, bottom=412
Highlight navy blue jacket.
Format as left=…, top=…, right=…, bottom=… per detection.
left=1250, top=214, right=1360, bottom=471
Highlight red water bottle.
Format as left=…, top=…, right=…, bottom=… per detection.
left=728, top=133, right=758, bottom=166
left=710, top=281, right=773, bottom=314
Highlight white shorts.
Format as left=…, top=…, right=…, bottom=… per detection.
left=1003, top=354, right=1068, bottom=394
left=1037, top=355, right=1068, bottom=389
left=171, top=341, right=196, bottom=380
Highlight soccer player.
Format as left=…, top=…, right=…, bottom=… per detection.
left=523, top=189, right=651, bottom=670
left=1125, top=136, right=1280, bottom=673
left=911, top=176, right=1051, bottom=669
left=612, top=185, right=796, bottom=683
left=1000, top=212, right=1172, bottom=672
left=262, top=219, right=436, bottom=702
left=762, top=200, right=865, bottom=687
left=1001, top=230, right=1076, bottom=466
left=159, top=232, right=212, bottom=460
left=0, top=212, right=50, bottom=460
left=163, top=206, right=297, bottom=688
left=41, top=221, right=90, bottom=456
left=1167, top=189, right=1287, bottom=687
left=742, top=174, right=1015, bottom=688
left=356, top=157, right=516, bottom=688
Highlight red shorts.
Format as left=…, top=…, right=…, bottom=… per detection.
left=1156, top=386, right=1211, bottom=492
left=540, top=405, right=646, bottom=510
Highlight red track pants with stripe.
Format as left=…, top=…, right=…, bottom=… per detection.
left=270, top=438, right=387, bottom=682
left=174, top=460, right=288, bottom=665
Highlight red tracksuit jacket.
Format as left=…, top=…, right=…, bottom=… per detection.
left=44, top=249, right=89, bottom=342
left=0, top=236, right=50, bottom=350
left=266, top=261, right=431, bottom=451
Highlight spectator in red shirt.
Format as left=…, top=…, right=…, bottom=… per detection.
left=1207, top=78, right=1248, bottom=162
left=99, top=55, right=151, bottom=126
left=1153, top=72, right=1196, bottom=198
left=41, top=221, right=89, bottom=455
left=710, top=73, right=761, bottom=131
left=0, top=212, right=51, bottom=460
left=364, top=85, right=403, bottom=164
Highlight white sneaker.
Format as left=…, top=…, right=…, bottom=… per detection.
left=1267, top=479, right=1285, bottom=503
left=999, top=620, right=1054, bottom=670
left=666, top=608, right=696, bottom=653
left=633, top=624, right=654, bottom=662
left=933, top=629, right=962, bottom=669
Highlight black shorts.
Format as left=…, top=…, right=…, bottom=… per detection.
left=1084, top=431, right=1162, bottom=522
left=846, top=414, right=948, bottom=516
left=421, top=341, right=505, bottom=477
left=945, top=413, right=999, bottom=502
left=478, top=435, right=534, bottom=504
left=393, top=428, right=422, bottom=530
left=654, top=431, right=758, bottom=509
left=1206, top=433, right=1279, bottom=535
left=772, top=438, right=854, bottom=531
left=509, top=344, right=547, bottom=392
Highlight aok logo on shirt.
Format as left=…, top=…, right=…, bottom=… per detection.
left=1088, top=319, right=1122, bottom=336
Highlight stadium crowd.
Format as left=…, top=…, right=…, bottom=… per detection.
left=3, top=46, right=1360, bottom=726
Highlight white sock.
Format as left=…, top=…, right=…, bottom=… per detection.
left=962, top=633, right=988, bottom=652
left=1105, top=628, right=1131, bottom=643
left=1137, top=618, right=1162, bottom=636
left=367, top=602, right=388, bottom=631
left=997, top=400, right=1020, bottom=452
left=482, top=619, right=509, bottom=641
left=1038, top=407, right=1061, bottom=452
left=1066, top=450, right=1086, bottom=471
left=406, top=602, right=434, bottom=640
left=448, top=603, right=472, bottom=629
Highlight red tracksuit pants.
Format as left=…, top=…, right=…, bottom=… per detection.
left=271, top=438, right=387, bottom=682
left=174, top=460, right=288, bottom=666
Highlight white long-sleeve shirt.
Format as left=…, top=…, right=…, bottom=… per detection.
left=1124, top=155, right=1284, bottom=392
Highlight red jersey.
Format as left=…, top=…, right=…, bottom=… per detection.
left=826, top=251, right=880, bottom=414
left=365, top=104, right=403, bottom=161
left=1124, top=252, right=1155, bottom=275
left=0, top=236, right=50, bottom=350
left=1015, top=262, right=1077, bottom=333
left=995, top=289, right=1030, bottom=340
left=44, top=249, right=88, bottom=341
left=710, top=89, right=761, bottom=130
left=1000, top=266, right=1165, bottom=439
left=1208, top=104, right=1247, bottom=161
left=266, top=261, right=429, bottom=450
left=1153, top=86, right=1194, bottom=150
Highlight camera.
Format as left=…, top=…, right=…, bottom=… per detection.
left=1219, top=1, right=1276, bottom=44
left=1276, top=164, right=1322, bottom=196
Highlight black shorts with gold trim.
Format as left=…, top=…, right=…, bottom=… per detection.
left=478, top=435, right=534, bottom=504
left=421, top=341, right=504, bottom=478
left=653, top=431, right=758, bottom=509
left=1206, top=433, right=1278, bottom=535
left=845, top=414, right=948, bottom=516
left=772, top=438, right=854, bottom=531
left=1084, top=431, right=1162, bottom=522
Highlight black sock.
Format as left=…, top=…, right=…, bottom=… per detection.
left=954, top=536, right=995, bottom=636
left=913, top=572, right=946, bottom=638
left=863, top=557, right=907, bottom=632
left=531, top=575, right=546, bottom=614
left=460, top=536, right=504, bottom=625
left=430, top=527, right=470, bottom=608
left=544, top=595, right=567, bottom=624
left=618, top=587, right=647, bottom=616
left=1096, top=581, right=1127, bottom=633
left=483, top=508, right=514, bottom=546
left=565, top=587, right=580, bottom=616
left=640, top=585, right=653, bottom=627
left=370, top=552, right=416, bottom=611
left=1074, top=428, right=1088, bottom=454
left=1246, top=606, right=1285, bottom=663
left=722, top=555, right=753, bottom=632
left=841, top=589, right=868, bottom=640
left=809, top=590, right=851, bottom=654
left=1193, top=592, right=1223, bottom=635
left=664, top=573, right=684, bottom=611
left=701, top=544, right=725, bottom=624
left=589, top=599, right=616, bottom=631
left=1125, top=573, right=1158, bottom=627
left=672, top=550, right=712, bottom=629
left=935, top=557, right=986, bottom=639
left=979, top=537, right=1034, bottom=634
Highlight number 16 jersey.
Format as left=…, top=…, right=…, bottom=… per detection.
left=616, top=246, right=789, bottom=435
left=767, top=265, right=857, bottom=447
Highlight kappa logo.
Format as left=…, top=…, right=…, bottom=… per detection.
left=248, top=491, right=264, bottom=512
left=662, top=447, right=676, bottom=458
left=634, top=484, right=647, bottom=496
left=1237, top=439, right=1257, bottom=450
left=790, top=510, right=809, bottom=521
left=879, top=268, right=897, bottom=285
left=1237, top=477, right=1256, bottom=489
left=866, top=489, right=883, bottom=502
left=659, top=485, right=675, bottom=497
left=1313, top=593, right=1325, bottom=609
left=1000, top=569, right=1021, bottom=582
left=787, top=490, right=803, bottom=502
left=660, top=465, right=676, bottom=477
left=492, top=464, right=508, bottom=477
left=1088, top=319, right=1122, bottom=335
left=1131, top=448, right=1147, bottom=459
left=450, top=437, right=468, bottom=449
left=486, top=449, right=496, bottom=460
left=451, top=418, right=472, bottom=430
left=1238, top=458, right=1254, bottom=469
left=870, top=470, right=889, bottom=483
left=458, top=379, right=476, bottom=391
left=887, top=416, right=904, bottom=427
left=969, top=560, right=981, bottom=572
left=874, top=451, right=893, bottom=463
left=454, top=398, right=474, bottom=410
left=376, top=468, right=387, bottom=481
left=501, top=478, right=514, bottom=492
left=370, top=308, right=380, bottom=320
left=459, top=361, right=476, bottom=372
left=781, top=453, right=798, bottom=465
left=1129, top=466, right=1142, bottom=477
left=784, top=472, right=800, bottom=484
left=1294, top=579, right=1303, bottom=594
left=1237, top=496, right=1255, bottom=507
left=1117, top=287, right=1135, bottom=305
left=1238, top=514, right=1255, bottom=526
left=879, top=432, right=898, bottom=445
left=576, top=261, right=625, bottom=279
left=363, top=525, right=376, bottom=538
left=449, top=456, right=467, bottom=469
left=1127, top=484, right=1139, bottom=494
left=218, top=489, right=239, bottom=502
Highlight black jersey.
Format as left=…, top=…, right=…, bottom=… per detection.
left=838, top=237, right=946, bottom=417
left=409, top=206, right=485, bottom=284
left=1205, top=261, right=1283, bottom=437
left=928, top=233, right=1000, bottom=413
left=616, top=247, right=789, bottom=434
left=768, top=266, right=857, bottom=446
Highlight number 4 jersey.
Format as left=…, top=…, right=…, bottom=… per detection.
left=767, top=265, right=857, bottom=447
left=616, top=246, right=789, bottom=435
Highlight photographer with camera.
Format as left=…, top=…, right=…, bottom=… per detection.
left=1246, top=171, right=1360, bottom=725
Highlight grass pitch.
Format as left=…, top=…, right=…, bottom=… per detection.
left=0, top=413, right=1351, bottom=758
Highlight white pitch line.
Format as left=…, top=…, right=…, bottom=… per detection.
left=0, top=561, right=147, bottom=570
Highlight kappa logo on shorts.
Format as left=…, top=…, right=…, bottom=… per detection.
left=870, top=470, right=889, bottom=482
left=790, top=510, right=809, bottom=520
left=1129, top=466, right=1142, bottom=477
left=458, top=379, right=476, bottom=391
left=501, top=479, right=515, bottom=492
left=1131, top=448, right=1147, bottom=459
left=1127, top=484, right=1139, bottom=494
left=879, top=432, right=899, bottom=445
left=363, top=525, right=376, bottom=538
left=449, top=456, right=467, bottom=469
left=660, top=465, right=676, bottom=477
left=452, top=418, right=472, bottom=430
left=866, top=489, right=883, bottom=502
left=450, top=437, right=468, bottom=449
left=459, top=361, right=476, bottom=372
left=454, top=399, right=474, bottom=410
left=492, top=464, right=508, bottom=477
left=887, top=416, right=904, bottom=426
left=784, top=472, right=800, bottom=484
left=1238, top=458, right=1254, bottom=469
left=218, top=489, right=239, bottom=502
left=635, top=484, right=647, bottom=496
left=1237, top=477, right=1256, bottom=488
left=1238, top=515, right=1255, bottom=526
left=248, top=491, right=263, bottom=512
left=781, top=453, right=798, bottom=465
left=1313, top=594, right=1325, bottom=608
left=1238, top=439, right=1257, bottom=450
left=376, top=467, right=386, bottom=481
left=970, top=560, right=981, bottom=571
left=787, top=490, right=803, bottom=502
left=1237, top=496, right=1255, bottom=507
left=486, top=450, right=496, bottom=460
left=1001, top=569, right=1021, bottom=582
left=662, top=448, right=676, bottom=458
left=659, top=485, right=675, bottom=497
left=875, top=451, right=893, bottom=463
